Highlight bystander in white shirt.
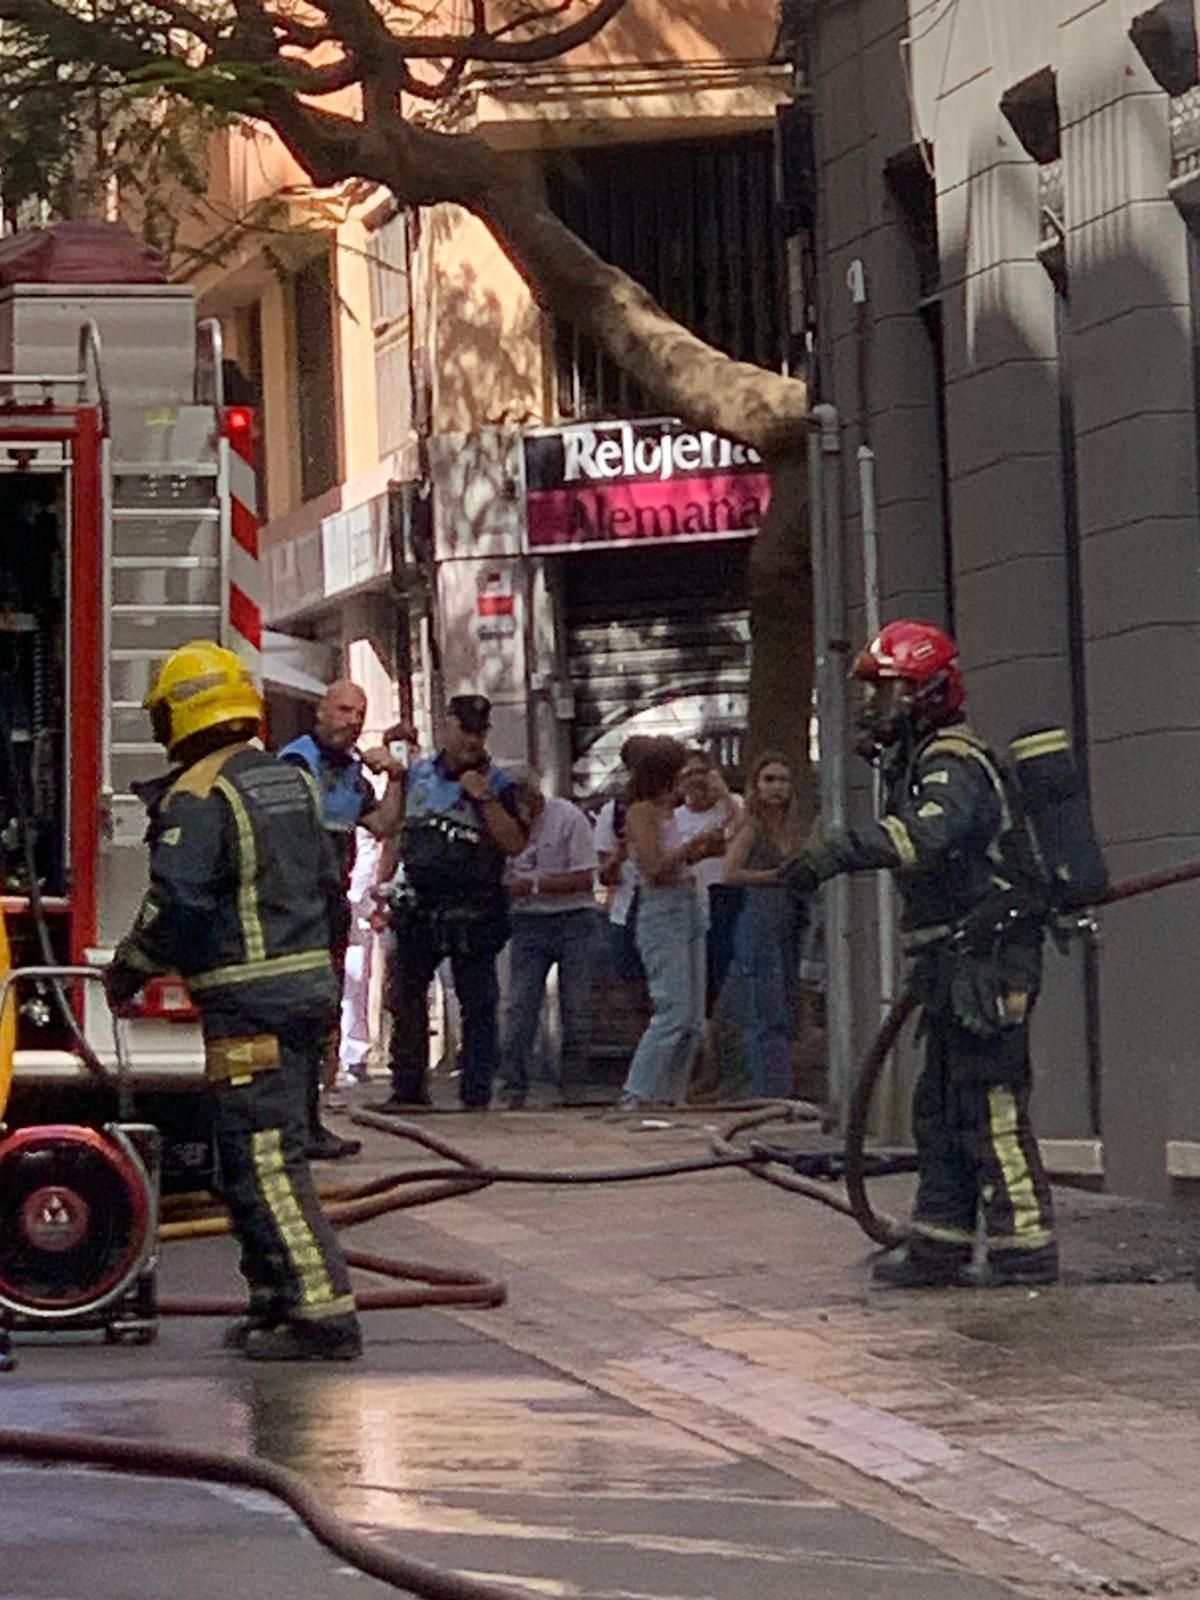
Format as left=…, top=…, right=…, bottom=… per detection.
left=678, top=800, right=742, bottom=902
left=509, top=796, right=599, bottom=914
left=675, top=797, right=743, bottom=895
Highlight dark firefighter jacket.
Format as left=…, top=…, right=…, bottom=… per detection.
left=110, top=743, right=340, bottom=1044
left=809, top=722, right=1031, bottom=949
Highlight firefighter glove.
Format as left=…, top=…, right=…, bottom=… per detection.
left=783, top=853, right=821, bottom=897
left=104, top=958, right=143, bottom=1009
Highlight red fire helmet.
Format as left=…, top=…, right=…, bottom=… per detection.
left=852, top=619, right=965, bottom=725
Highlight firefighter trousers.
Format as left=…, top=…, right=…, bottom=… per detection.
left=909, top=1012, right=1057, bottom=1276
left=211, top=1035, right=358, bottom=1331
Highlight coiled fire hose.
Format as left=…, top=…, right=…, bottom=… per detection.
left=150, top=1111, right=775, bottom=1318
left=712, top=854, right=1200, bottom=1249
left=7, top=858, right=1200, bottom=1597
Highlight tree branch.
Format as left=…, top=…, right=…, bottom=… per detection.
left=268, top=12, right=335, bottom=48
left=285, top=0, right=630, bottom=64
left=490, top=0, right=575, bottom=45
left=275, top=51, right=364, bottom=94
left=401, top=55, right=468, bottom=102
left=239, top=92, right=809, bottom=453
left=478, top=173, right=809, bottom=453
left=313, top=0, right=398, bottom=61
left=137, top=0, right=222, bottom=50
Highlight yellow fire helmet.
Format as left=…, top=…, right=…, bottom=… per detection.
left=145, top=640, right=263, bottom=755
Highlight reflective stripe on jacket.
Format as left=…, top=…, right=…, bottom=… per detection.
left=114, top=743, right=340, bottom=1010
left=811, top=722, right=1019, bottom=936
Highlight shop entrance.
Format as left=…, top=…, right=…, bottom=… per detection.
left=562, top=537, right=752, bottom=797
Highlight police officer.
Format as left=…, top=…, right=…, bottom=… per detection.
left=279, top=679, right=408, bottom=1161
left=372, top=694, right=526, bottom=1112
left=787, top=620, right=1057, bottom=1289
left=105, top=641, right=362, bottom=1360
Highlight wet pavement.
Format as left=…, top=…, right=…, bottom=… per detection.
left=327, top=1104, right=1200, bottom=1596
left=12, top=1103, right=1200, bottom=1598
left=4, top=1221, right=1030, bottom=1599
left=6, top=1258, right=1021, bottom=1600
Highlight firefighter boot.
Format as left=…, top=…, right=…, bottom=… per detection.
left=967, top=1248, right=1059, bottom=1289
left=872, top=1244, right=970, bottom=1289
left=243, top=1314, right=363, bottom=1363
left=222, top=1310, right=281, bottom=1350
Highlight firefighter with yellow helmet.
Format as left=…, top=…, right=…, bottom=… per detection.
left=105, top=641, right=361, bottom=1361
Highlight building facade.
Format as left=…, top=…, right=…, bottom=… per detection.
left=182, top=5, right=795, bottom=773
left=807, top=0, right=1200, bottom=1199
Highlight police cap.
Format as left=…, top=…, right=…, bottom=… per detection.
left=447, top=694, right=492, bottom=733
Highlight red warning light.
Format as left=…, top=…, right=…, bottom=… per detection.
left=224, top=406, right=253, bottom=435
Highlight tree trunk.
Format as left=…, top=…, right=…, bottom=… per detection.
left=250, top=97, right=820, bottom=777
left=470, top=168, right=818, bottom=796
left=476, top=169, right=809, bottom=455
left=262, top=99, right=812, bottom=453
left=748, top=451, right=815, bottom=813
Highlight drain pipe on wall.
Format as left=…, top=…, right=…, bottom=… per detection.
left=809, top=403, right=854, bottom=1120
left=858, top=442, right=896, bottom=1037
left=848, top=258, right=900, bottom=1134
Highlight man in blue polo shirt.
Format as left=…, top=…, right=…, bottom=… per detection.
left=371, top=694, right=526, bottom=1112
left=279, top=679, right=407, bottom=1156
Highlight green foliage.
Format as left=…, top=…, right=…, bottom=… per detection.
left=0, top=2, right=237, bottom=256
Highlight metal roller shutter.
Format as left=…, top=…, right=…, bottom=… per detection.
left=564, top=540, right=751, bottom=796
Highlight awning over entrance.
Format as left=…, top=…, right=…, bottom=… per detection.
left=262, top=630, right=335, bottom=698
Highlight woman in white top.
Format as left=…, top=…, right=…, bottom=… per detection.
left=675, top=748, right=743, bottom=899
left=619, top=738, right=726, bottom=1109
left=674, top=747, right=744, bottom=1018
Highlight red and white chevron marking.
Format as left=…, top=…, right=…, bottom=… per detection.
left=225, top=411, right=262, bottom=684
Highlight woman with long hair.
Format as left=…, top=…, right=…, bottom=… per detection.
left=724, top=752, right=809, bottom=1099
left=618, top=737, right=726, bottom=1109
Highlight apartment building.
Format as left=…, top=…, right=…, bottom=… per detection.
left=185, top=4, right=797, bottom=773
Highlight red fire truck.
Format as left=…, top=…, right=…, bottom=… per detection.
left=0, top=220, right=260, bottom=1189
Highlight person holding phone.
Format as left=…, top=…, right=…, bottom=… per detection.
left=278, top=679, right=409, bottom=1159
left=371, top=694, right=527, bottom=1112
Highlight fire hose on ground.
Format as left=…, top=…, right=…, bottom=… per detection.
left=153, top=1117, right=767, bottom=1317
left=5, top=856, right=1200, bottom=1597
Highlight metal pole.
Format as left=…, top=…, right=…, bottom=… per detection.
left=810, top=404, right=853, bottom=1119
left=858, top=444, right=895, bottom=1033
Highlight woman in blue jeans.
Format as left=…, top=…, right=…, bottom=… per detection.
left=619, top=738, right=726, bottom=1110
left=724, top=753, right=809, bottom=1100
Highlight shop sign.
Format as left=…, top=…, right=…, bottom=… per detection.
left=475, top=568, right=516, bottom=640
left=523, top=417, right=770, bottom=552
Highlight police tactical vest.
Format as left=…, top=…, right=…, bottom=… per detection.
left=400, top=756, right=511, bottom=911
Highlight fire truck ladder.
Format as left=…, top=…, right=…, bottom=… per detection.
left=104, top=320, right=230, bottom=841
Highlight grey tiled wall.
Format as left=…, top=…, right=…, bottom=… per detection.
left=812, top=0, right=1200, bottom=1196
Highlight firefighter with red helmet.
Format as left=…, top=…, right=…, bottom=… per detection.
left=787, top=620, right=1057, bottom=1289
left=105, top=641, right=362, bottom=1359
